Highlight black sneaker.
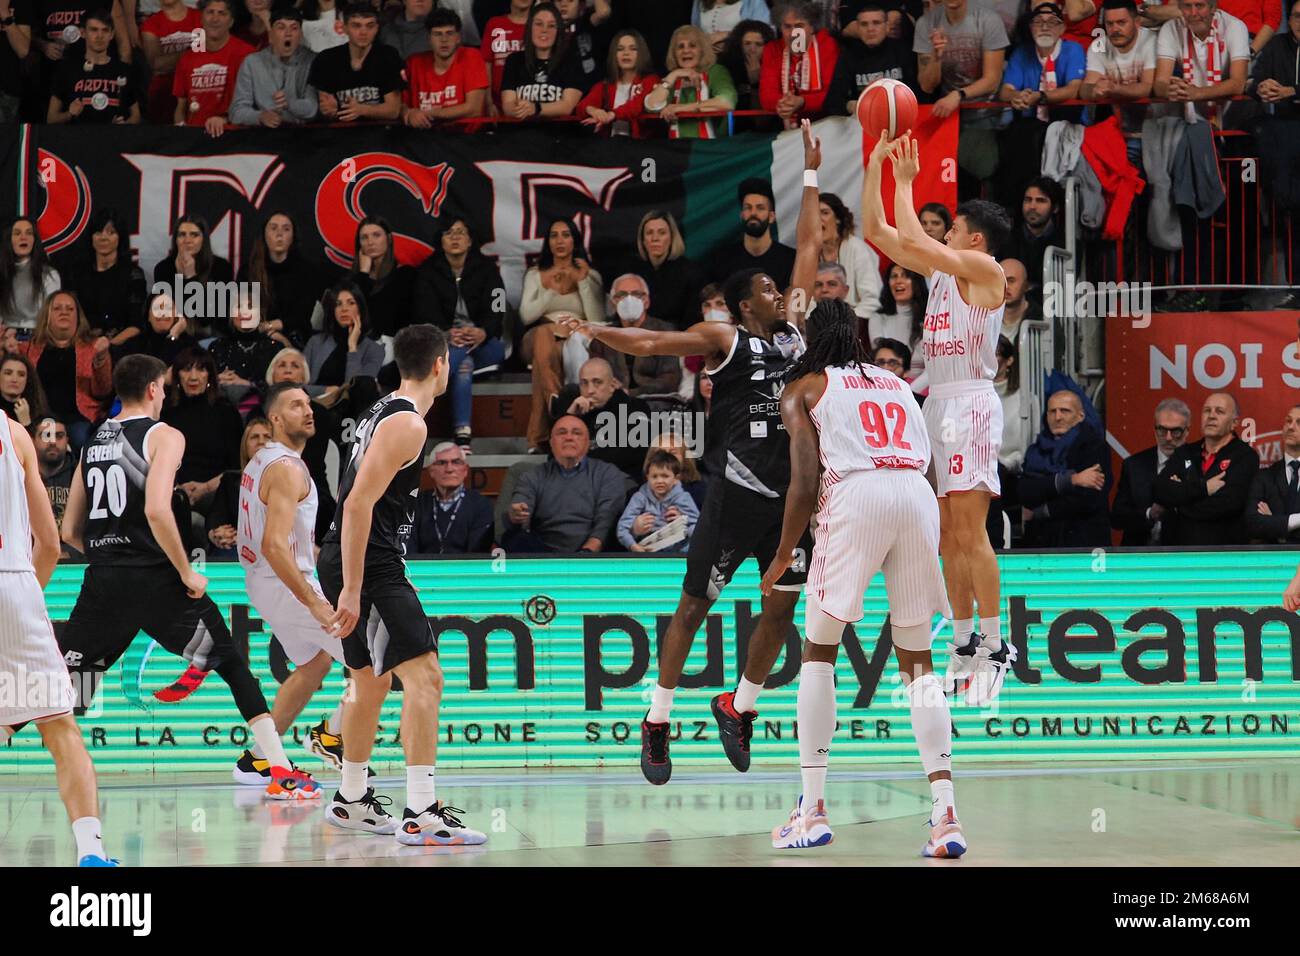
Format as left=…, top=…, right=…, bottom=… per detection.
left=711, top=691, right=756, bottom=772
left=640, top=713, right=671, bottom=785
left=232, top=748, right=272, bottom=786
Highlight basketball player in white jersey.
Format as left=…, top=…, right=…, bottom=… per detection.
left=863, top=133, right=1017, bottom=705
left=761, top=298, right=967, bottom=857
left=0, top=416, right=116, bottom=866
left=232, top=382, right=353, bottom=786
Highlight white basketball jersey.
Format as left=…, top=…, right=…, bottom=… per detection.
left=922, top=270, right=1003, bottom=387
left=809, top=364, right=931, bottom=480
left=0, top=421, right=33, bottom=572
left=238, top=442, right=317, bottom=578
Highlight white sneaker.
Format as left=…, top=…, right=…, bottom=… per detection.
left=396, top=802, right=488, bottom=846
left=922, top=806, right=967, bottom=858
left=945, top=633, right=1016, bottom=705
left=771, top=795, right=834, bottom=849
left=325, top=789, right=399, bottom=835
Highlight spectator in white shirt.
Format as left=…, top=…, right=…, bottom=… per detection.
left=817, top=192, right=882, bottom=319
left=1154, top=0, right=1250, bottom=125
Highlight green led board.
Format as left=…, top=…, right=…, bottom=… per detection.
left=3, top=551, right=1299, bottom=774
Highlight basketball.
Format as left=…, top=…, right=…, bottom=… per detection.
left=857, top=78, right=918, bottom=139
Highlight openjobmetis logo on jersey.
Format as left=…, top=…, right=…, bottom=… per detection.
left=49, top=887, right=151, bottom=936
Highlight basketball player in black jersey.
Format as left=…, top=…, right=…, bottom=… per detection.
left=58, top=355, right=323, bottom=801
left=317, top=325, right=486, bottom=845
left=563, top=121, right=825, bottom=784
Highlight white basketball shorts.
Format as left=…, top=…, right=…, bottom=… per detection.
left=923, top=379, right=1003, bottom=497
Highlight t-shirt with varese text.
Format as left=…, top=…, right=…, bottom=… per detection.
left=1155, top=11, right=1250, bottom=121
left=499, top=51, right=585, bottom=107
left=921, top=270, right=1003, bottom=387
left=810, top=363, right=931, bottom=477
left=141, top=8, right=202, bottom=59
left=307, top=41, right=406, bottom=106
left=52, top=56, right=139, bottom=121
left=402, top=45, right=488, bottom=111
left=480, top=14, right=525, bottom=103
left=172, top=35, right=254, bottom=124
left=1084, top=30, right=1158, bottom=130
left=912, top=4, right=1007, bottom=126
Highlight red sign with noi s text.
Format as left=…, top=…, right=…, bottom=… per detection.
left=1105, top=311, right=1300, bottom=469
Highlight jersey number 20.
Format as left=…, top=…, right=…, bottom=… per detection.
left=858, top=400, right=912, bottom=450
left=87, top=464, right=128, bottom=519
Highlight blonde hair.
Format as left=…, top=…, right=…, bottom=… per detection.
left=31, top=290, right=93, bottom=348
left=266, top=347, right=309, bottom=385
left=636, top=210, right=686, bottom=265
left=240, top=417, right=272, bottom=469
left=665, top=24, right=717, bottom=72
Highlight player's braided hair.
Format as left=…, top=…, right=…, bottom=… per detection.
left=785, top=298, right=870, bottom=382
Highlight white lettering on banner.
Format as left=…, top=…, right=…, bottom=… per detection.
left=122, top=154, right=285, bottom=276
left=476, top=161, right=634, bottom=303
left=1150, top=342, right=1286, bottom=391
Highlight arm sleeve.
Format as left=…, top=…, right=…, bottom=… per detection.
left=519, top=268, right=554, bottom=326
left=674, top=485, right=700, bottom=537
left=577, top=269, right=606, bottom=324
left=1109, top=458, right=1153, bottom=535
left=577, top=81, right=604, bottom=114
left=1039, top=440, right=1110, bottom=521
left=1016, top=469, right=1061, bottom=508
left=206, top=474, right=238, bottom=532
left=590, top=464, right=628, bottom=542
left=89, top=348, right=114, bottom=398
left=798, top=33, right=839, bottom=115
left=1177, top=451, right=1259, bottom=520
left=612, top=74, right=658, bottom=119
left=467, top=497, right=494, bottom=553
left=477, top=264, right=507, bottom=340
left=759, top=42, right=781, bottom=110
left=345, top=339, right=384, bottom=380
left=290, top=63, right=318, bottom=121
left=228, top=57, right=260, bottom=125
left=1152, top=451, right=1200, bottom=507
left=1062, top=40, right=1087, bottom=82
left=617, top=490, right=645, bottom=548
left=1242, top=470, right=1288, bottom=540
left=707, top=63, right=737, bottom=107
left=512, top=465, right=540, bottom=510
left=415, top=267, right=449, bottom=330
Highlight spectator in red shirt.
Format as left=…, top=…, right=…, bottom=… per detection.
left=172, top=0, right=254, bottom=135
left=1219, top=0, right=1282, bottom=52
left=402, top=7, right=488, bottom=125
left=1062, top=0, right=1099, bottom=48
left=141, top=0, right=202, bottom=122
left=578, top=27, right=659, bottom=136
left=481, top=0, right=531, bottom=111
left=759, top=0, right=840, bottom=126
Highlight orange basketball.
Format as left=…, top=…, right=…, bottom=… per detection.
left=856, top=79, right=918, bottom=140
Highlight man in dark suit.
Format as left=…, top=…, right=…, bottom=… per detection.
left=1111, top=398, right=1191, bottom=545
left=411, top=442, right=495, bottom=554
left=1152, top=392, right=1260, bottom=546
left=1245, top=405, right=1300, bottom=543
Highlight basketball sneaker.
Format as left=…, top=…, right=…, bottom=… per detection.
left=640, top=713, right=671, bottom=785
left=326, top=788, right=398, bottom=835
left=396, top=802, right=487, bottom=846
left=711, top=691, right=757, bottom=772
left=265, top=765, right=322, bottom=801
left=772, top=795, right=833, bottom=849
left=944, top=633, right=1016, bottom=705
left=922, top=806, right=967, bottom=858
left=304, top=719, right=344, bottom=770
left=78, top=855, right=121, bottom=867
left=232, top=749, right=272, bottom=786
left=154, top=664, right=209, bottom=703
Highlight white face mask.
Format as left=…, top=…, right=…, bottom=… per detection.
left=616, top=295, right=646, bottom=322
left=704, top=308, right=730, bottom=323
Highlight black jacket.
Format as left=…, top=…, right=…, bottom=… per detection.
left=1017, top=421, right=1112, bottom=548
left=550, top=386, right=652, bottom=481
left=413, top=250, right=507, bottom=341
left=625, top=255, right=706, bottom=331
left=1110, top=445, right=1161, bottom=546
left=353, top=265, right=417, bottom=339
left=237, top=252, right=329, bottom=348
left=1152, top=434, right=1260, bottom=546
left=68, top=258, right=148, bottom=338
left=1250, top=30, right=1300, bottom=120
left=824, top=37, right=919, bottom=118
left=1244, top=457, right=1300, bottom=543
left=411, top=488, right=495, bottom=554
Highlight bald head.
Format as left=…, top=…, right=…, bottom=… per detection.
left=1046, top=389, right=1084, bottom=436
left=550, top=414, right=590, bottom=467
left=1201, top=392, right=1239, bottom=442
left=579, top=357, right=619, bottom=409
left=1002, top=258, right=1028, bottom=307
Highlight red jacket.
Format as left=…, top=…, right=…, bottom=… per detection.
left=759, top=30, right=839, bottom=117
left=1081, top=115, right=1146, bottom=241
left=576, top=73, right=660, bottom=137
left=20, top=339, right=113, bottom=424
left=1217, top=0, right=1280, bottom=35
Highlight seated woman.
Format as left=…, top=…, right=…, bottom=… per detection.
left=123, top=291, right=200, bottom=374
left=206, top=417, right=273, bottom=559
left=1, top=216, right=62, bottom=337
left=518, top=217, right=606, bottom=451
left=207, top=297, right=283, bottom=415
left=19, top=291, right=112, bottom=451
left=151, top=214, right=234, bottom=338
left=237, top=211, right=327, bottom=349
left=644, top=24, right=738, bottom=138
left=0, top=350, right=50, bottom=430
left=161, top=346, right=246, bottom=513
left=348, top=216, right=416, bottom=357
left=303, top=280, right=385, bottom=421
left=66, top=208, right=148, bottom=357
left=415, top=219, right=508, bottom=447
left=818, top=192, right=882, bottom=319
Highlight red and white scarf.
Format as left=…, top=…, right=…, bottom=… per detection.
left=779, top=31, right=825, bottom=129
left=1183, top=12, right=1226, bottom=124
left=1037, top=41, right=1060, bottom=122
left=668, top=71, right=714, bottom=140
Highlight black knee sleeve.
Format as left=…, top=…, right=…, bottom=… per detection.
left=214, top=657, right=270, bottom=722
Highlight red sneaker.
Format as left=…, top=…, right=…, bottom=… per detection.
left=154, top=664, right=210, bottom=703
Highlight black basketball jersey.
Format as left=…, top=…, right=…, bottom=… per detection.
left=81, top=416, right=168, bottom=566
left=704, top=324, right=804, bottom=498
left=325, top=394, right=424, bottom=561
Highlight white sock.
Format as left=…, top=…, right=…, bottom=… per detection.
left=340, top=759, right=369, bottom=802
left=930, top=778, right=956, bottom=822
left=647, top=684, right=674, bottom=724
left=251, top=717, right=289, bottom=770
left=72, top=816, right=106, bottom=860
left=797, top=661, right=836, bottom=809
left=327, top=699, right=345, bottom=735
left=733, top=676, right=764, bottom=714
left=406, top=765, right=436, bottom=813
left=908, top=672, right=953, bottom=779
left=250, top=742, right=265, bottom=759
left=979, top=615, right=1002, bottom=644
left=953, top=618, right=975, bottom=644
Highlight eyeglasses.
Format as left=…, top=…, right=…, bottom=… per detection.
left=1155, top=426, right=1187, bottom=437
left=875, top=358, right=905, bottom=369
left=1031, top=16, right=1064, bottom=26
